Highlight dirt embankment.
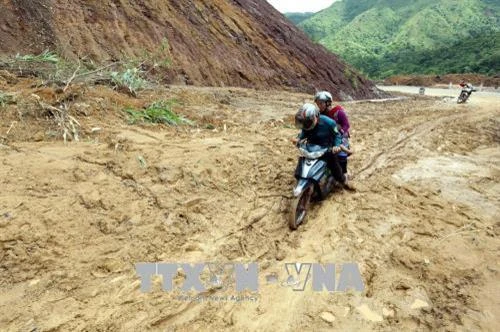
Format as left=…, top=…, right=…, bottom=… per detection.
left=385, top=74, right=500, bottom=88
left=0, top=0, right=382, bottom=100
left=0, top=72, right=499, bottom=331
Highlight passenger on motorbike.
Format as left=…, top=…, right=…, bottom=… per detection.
left=314, top=91, right=353, bottom=175
left=293, top=103, right=354, bottom=191
left=314, top=91, right=351, bottom=138
left=338, top=135, right=353, bottom=177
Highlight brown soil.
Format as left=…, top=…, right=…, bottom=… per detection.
left=0, top=0, right=382, bottom=100
left=0, top=73, right=499, bottom=331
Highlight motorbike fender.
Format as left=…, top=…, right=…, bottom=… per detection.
left=311, top=164, right=327, bottom=183
left=293, top=179, right=312, bottom=197
left=301, top=159, right=327, bottom=180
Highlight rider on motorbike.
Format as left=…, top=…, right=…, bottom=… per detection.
left=293, top=103, right=354, bottom=191
left=460, top=80, right=475, bottom=93
left=459, top=80, right=473, bottom=90
left=458, top=80, right=476, bottom=103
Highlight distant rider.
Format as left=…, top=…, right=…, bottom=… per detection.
left=459, top=80, right=474, bottom=95
left=459, top=80, right=473, bottom=90
left=293, top=103, right=354, bottom=191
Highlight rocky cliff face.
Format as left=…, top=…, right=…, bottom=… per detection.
left=0, top=0, right=381, bottom=99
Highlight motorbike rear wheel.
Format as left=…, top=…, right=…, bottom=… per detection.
left=289, top=183, right=314, bottom=230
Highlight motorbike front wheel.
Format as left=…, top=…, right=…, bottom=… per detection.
left=289, top=183, right=314, bottom=230
left=457, top=91, right=468, bottom=104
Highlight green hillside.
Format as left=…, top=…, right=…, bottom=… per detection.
left=285, top=12, right=315, bottom=25
left=292, top=0, right=499, bottom=78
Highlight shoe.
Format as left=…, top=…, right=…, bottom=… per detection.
left=342, top=178, right=356, bottom=191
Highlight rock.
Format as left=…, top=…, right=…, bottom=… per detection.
left=157, top=167, right=182, bottom=184
left=33, top=131, right=45, bottom=142
left=29, top=279, right=41, bottom=286
left=110, top=275, right=127, bottom=284
left=394, top=280, right=412, bottom=290
left=275, top=251, right=286, bottom=261
left=265, top=273, right=278, bottom=284
left=247, top=208, right=268, bottom=223
left=260, top=261, right=271, bottom=270
left=487, top=265, right=498, bottom=273
left=382, top=307, right=395, bottom=317
left=73, top=169, right=88, bottom=182
left=79, top=191, right=103, bottom=209
left=184, top=243, right=201, bottom=252
left=391, top=247, right=421, bottom=270
left=356, top=304, right=383, bottom=322
left=320, top=312, right=336, bottom=324
left=184, top=197, right=204, bottom=208
left=411, top=299, right=429, bottom=310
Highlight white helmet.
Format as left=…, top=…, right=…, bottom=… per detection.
left=295, top=103, right=319, bottom=131
left=314, top=91, right=333, bottom=103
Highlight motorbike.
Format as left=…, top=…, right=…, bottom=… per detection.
left=289, top=142, right=336, bottom=230
left=457, top=85, right=476, bottom=104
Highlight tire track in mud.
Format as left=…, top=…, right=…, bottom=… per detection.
left=356, top=106, right=493, bottom=180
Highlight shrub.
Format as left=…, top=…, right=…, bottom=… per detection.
left=110, top=68, right=147, bottom=96
left=124, top=100, right=193, bottom=126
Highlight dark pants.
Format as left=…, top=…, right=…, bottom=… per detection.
left=339, top=156, right=348, bottom=174
left=294, top=151, right=346, bottom=183
left=323, top=151, right=346, bottom=183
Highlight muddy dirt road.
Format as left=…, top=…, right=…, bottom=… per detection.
left=378, top=85, right=500, bottom=98
left=0, top=80, right=499, bottom=331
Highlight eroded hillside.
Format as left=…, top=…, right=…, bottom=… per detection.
left=0, top=0, right=380, bottom=99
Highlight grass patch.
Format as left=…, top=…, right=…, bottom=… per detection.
left=15, top=50, right=59, bottom=64
left=124, top=100, right=193, bottom=126
left=0, top=91, right=14, bottom=107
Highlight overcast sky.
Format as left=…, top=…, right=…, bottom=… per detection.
left=266, top=0, right=337, bottom=13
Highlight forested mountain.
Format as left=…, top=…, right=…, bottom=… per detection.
left=291, top=0, right=499, bottom=78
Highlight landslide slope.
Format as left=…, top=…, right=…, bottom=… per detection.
left=0, top=0, right=380, bottom=100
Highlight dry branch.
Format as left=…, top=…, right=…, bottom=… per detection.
left=33, top=96, right=80, bottom=143
left=63, top=61, right=81, bottom=92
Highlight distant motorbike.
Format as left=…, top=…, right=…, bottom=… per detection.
left=457, top=84, right=476, bottom=104
left=289, top=143, right=336, bottom=230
